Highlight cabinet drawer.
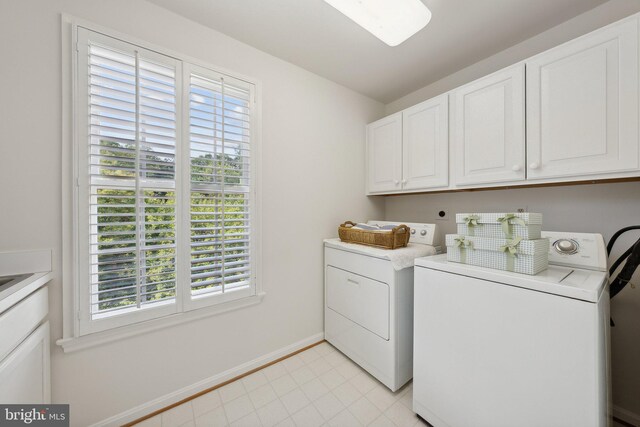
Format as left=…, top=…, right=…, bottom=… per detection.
left=0, top=286, right=48, bottom=361
left=326, top=266, right=389, bottom=340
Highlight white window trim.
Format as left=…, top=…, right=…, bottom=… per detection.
left=59, top=15, right=263, bottom=352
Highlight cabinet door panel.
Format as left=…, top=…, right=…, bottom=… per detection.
left=527, top=18, right=639, bottom=179
left=0, top=322, right=50, bottom=404
left=367, top=113, right=402, bottom=193
left=451, top=64, right=525, bottom=186
left=402, top=94, right=448, bottom=190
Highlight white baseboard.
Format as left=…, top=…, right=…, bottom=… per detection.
left=93, top=332, right=325, bottom=427
left=613, top=405, right=640, bottom=426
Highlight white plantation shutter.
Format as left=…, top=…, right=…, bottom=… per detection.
left=187, top=67, right=255, bottom=307
left=75, top=28, right=257, bottom=335
left=78, top=29, right=181, bottom=332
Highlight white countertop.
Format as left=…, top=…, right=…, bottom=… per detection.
left=0, top=249, right=53, bottom=313
left=0, top=271, right=54, bottom=313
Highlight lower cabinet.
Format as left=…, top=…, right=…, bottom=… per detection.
left=0, top=286, right=50, bottom=404
left=0, top=322, right=50, bottom=404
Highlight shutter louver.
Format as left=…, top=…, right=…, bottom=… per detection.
left=88, top=43, right=177, bottom=319
left=189, top=74, right=252, bottom=298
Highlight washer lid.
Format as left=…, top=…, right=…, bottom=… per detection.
left=415, top=254, right=607, bottom=302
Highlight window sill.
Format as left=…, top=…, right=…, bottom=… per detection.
left=56, top=292, right=266, bottom=353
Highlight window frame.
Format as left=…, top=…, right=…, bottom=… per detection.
left=61, top=17, right=262, bottom=347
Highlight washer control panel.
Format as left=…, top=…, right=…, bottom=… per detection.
left=368, top=220, right=438, bottom=246
left=542, top=231, right=607, bottom=272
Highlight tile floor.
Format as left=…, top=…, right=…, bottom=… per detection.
left=136, top=342, right=427, bottom=427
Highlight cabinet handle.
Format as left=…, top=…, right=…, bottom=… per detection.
left=529, top=162, right=540, bottom=170
left=394, top=180, right=400, bottom=186
left=512, top=164, right=522, bottom=172
left=401, top=179, right=407, bottom=184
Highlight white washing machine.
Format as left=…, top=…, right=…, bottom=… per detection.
left=413, top=231, right=611, bottom=427
left=324, top=221, right=439, bottom=391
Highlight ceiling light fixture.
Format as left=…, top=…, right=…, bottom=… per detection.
left=324, top=0, right=432, bottom=47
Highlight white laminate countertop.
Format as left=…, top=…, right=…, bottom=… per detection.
left=0, top=249, right=53, bottom=313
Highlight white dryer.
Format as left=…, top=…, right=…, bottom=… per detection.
left=324, top=221, right=439, bottom=391
left=413, top=231, right=610, bottom=427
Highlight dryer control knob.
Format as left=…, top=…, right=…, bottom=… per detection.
left=411, top=229, right=416, bottom=235
left=420, top=230, right=427, bottom=236
left=553, top=239, right=579, bottom=254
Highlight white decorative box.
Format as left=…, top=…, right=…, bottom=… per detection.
left=455, top=212, right=543, bottom=240
left=445, top=234, right=549, bottom=275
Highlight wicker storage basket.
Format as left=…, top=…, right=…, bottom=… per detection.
left=338, top=221, right=410, bottom=249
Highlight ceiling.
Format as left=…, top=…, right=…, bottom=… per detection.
left=147, top=0, right=609, bottom=103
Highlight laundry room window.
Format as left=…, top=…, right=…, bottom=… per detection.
left=72, top=26, right=259, bottom=336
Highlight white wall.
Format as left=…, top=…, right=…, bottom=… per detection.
left=0, top=0, right=384, bottom=425
left=382, top=1, right=640, bottom=420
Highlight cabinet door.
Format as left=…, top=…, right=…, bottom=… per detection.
left=367, top=113, right=402, bottom=193
left=527, top=18, right=639, bottom=180
left=451, top=64, right=526, bottom=186
left=0, top=322, right=50, bottom=404
left=402, top=94, right=449, bottom=190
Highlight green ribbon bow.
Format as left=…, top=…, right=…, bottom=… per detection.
left=499, top=236, right=522, bottom=272
left=496, top=213, right=527, bottom=239
left=463, top=215, right=481, bottom=236
left=454, top=236, right=473, bottom=263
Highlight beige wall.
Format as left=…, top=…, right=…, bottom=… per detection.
left=0, top=0, right=384, bottom=425
left=382, top=1, right=640, bottom=420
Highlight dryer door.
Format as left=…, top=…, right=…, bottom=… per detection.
left=326, top=266, right=390, bottom=340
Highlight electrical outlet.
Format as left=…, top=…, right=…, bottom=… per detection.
left=435, top=208, right=449, bottom=220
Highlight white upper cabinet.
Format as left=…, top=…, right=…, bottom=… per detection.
left=526, top=18, right=639, bottom=180
left=365, top=14, right=640, bottom=195
left=367, top=113, right=402, bottom=193
left=402, top=94, right=449, bottom=190
left=451, top=64, right=526, bottom=186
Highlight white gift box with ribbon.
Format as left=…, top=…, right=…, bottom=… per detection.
left=445, top=234, right=549, bottom=275
left=456, top=212, right=543, bottom=239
